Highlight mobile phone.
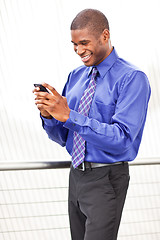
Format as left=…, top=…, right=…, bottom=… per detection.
left=34, top=84, right=49, bottom=93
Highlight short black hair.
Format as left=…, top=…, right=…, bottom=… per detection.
left=70, top=9, right=109, bottom=37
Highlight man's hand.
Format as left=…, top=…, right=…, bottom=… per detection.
left=33, top=83, right=70, bottom=122
left=33, top=85, right=51, bottom=118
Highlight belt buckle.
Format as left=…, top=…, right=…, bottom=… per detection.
left=78, top=162, right=85, bottom=171
left=81, top=162, right=85, bottom=171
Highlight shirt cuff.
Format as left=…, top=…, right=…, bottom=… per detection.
left=40, top=114, right=57, bottom=127
left=63, top=109, right=86, bottom=132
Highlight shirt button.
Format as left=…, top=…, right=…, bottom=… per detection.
left=74, top=118, right=78, bottom=122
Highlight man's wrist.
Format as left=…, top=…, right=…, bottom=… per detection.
left=63, top=109, right=71, bottom=122
left=41, top=114, right=53, bottom=119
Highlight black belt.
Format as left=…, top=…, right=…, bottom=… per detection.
left=76, top=161, right=126, bottom=171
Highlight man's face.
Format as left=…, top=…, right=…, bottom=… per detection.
left=71, top=28, right=109, bottom=66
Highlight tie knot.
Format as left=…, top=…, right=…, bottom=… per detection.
left=92, top=67, right=98, bottom=76
left=91, top=67, right=98, bottom=81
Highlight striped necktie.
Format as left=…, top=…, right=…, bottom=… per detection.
left=72, top=67, right=98, bottom=168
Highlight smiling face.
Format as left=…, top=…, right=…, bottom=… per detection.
left=71, top=28, right=110, bottom=66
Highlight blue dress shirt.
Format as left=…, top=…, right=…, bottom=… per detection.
left=41, top=48, right=151, bottom=164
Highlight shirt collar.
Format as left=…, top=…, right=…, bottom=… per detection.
left=87, top=47, right=119, bottom=78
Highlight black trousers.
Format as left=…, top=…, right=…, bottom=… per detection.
left=68, top=162, right=130, bottom=240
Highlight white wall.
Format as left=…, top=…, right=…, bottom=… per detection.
left=0, top=0, right=160, bottom=162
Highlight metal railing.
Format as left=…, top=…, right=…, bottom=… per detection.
left=0, top=161, right=71, bottom=171
left=0, top=159, right=159, bottom=171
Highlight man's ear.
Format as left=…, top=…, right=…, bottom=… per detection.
left=103, top=29, right=110, bottom=41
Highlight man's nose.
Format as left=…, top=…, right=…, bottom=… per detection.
left=76, top=45, right=85, bottom=55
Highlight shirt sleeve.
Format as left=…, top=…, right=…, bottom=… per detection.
left=64, top=71, right=151, bottom=155
left=40, top=77, right=70, bottom=147
left=41, top=115, right=68, bottom=147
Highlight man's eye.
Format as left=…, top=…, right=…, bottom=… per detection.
left=81, top=42, right=88, bottom=45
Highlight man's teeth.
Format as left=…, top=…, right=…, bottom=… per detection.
left=82, top=55, right=90, bottom=60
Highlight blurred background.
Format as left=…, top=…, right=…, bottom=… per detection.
left=0, top=0, right=160, bottom=239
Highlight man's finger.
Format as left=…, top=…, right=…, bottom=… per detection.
left=32, top=87, right=40, bottom=93
left=34, top=91, right=49, bottom=99
left=35, top=98, right=52, bottom=106
left=42, top=83, right=60, bottom=97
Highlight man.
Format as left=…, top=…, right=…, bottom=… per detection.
left=33, top=9, right=151, bottom=240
